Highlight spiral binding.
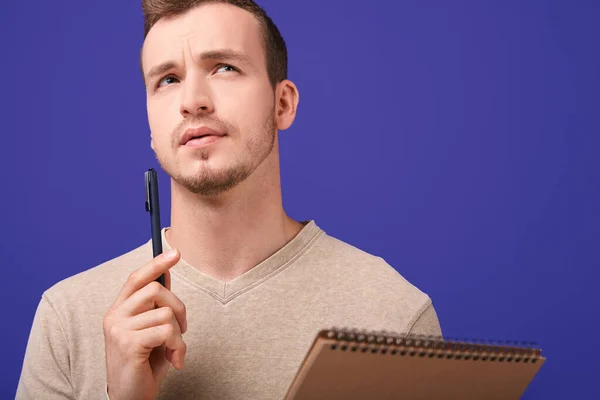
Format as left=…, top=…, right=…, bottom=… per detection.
left=321, top=328, right=542, bottom=363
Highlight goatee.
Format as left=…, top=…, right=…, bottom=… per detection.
left=154, top=110, right=277, bottom=196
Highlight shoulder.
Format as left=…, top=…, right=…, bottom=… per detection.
left=310, top=232, right=428, bottom=296
left=305, top=230, right=434, bottom=316
left=41, top=239, right=152, bottom=318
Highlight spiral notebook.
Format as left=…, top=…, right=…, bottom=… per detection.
left=284, top=328, right=545, bottom=400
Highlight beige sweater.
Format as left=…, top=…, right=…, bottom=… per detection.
left=16, top=220, right=442, bottom=399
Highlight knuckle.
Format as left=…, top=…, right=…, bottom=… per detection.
left=103, top=311, right=118, bottom=333
left=127, top=271, right=143, bottom=287
left=163, top=324, right=175, bottom=337
left=161, top=306, right=175, bottom=321
left=147, top=281, right=163, bottom=297
left=107, top=324, right=124, bottom=343
left=174, top=301, right=186, bottom=320
left=102, top=314, right=112, bottom=331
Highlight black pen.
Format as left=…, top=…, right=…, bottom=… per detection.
left=145, top=168, right=166, bottom=286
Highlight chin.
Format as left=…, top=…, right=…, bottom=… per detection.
left=186, top=152, right=230, bottom=171
left=175, top=164, right=251, bottom=196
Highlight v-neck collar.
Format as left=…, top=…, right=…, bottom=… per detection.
left=154, top=220, right=323, bottom=304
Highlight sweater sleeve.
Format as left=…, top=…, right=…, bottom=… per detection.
left=15, top=295, right=74, bottom=400
left=407, top=302, right=443, bottom=337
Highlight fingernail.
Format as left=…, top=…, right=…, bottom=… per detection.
left=164, top=249, right=178, bottom=259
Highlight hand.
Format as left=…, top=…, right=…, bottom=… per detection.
left=103, top=249, right=187, bottom=400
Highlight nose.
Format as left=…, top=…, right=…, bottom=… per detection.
left=179, top=75, right=215, bottom=117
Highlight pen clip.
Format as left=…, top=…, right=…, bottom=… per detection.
left=145, top=169, right=152, bottom=212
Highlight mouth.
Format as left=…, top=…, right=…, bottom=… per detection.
left=180, top=126, right=226, bottom=146
left=184, top=135, right=223, bottom=148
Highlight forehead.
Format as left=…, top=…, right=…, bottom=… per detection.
left=142, top=3, right=264, bottom=70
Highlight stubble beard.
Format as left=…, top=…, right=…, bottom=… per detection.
left=155, top=109, right=277, bottom=196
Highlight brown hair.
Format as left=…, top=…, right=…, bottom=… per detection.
left=141, top=0, right=288, bottom=88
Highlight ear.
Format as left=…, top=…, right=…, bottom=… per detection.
left=275, top=79, right=300, bottom=131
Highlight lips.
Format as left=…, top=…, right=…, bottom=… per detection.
left=180, top=126, right=226, bottom=145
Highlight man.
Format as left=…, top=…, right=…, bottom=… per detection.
left=16, top=1, right=442, bottom=399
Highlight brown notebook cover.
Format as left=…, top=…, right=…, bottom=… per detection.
left=284, top=328, right=545, bottom=400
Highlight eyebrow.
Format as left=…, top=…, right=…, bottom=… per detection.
left=144, top=49, right=254, bottom=83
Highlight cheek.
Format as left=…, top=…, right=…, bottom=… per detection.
left=147, top=98, right=178, bottom=148
left=216, top=83, right=273, bottom=133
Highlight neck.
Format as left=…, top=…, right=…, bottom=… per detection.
left=165, top=145, right=304, bottom=282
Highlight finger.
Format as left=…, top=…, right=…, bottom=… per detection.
left=127, top=308, right=182, bottom=368
left=135, top=324, right=187, bottom=369
left=117, top=282, right=187, bottom=334
left=126, top=307, right=178, bottom=332
left=165, top=270, right=172, bottom=292
left=114, top=249, right=180, bottom=306
left=165, top=347, right=174, bottom=366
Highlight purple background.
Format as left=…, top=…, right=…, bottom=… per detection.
left=2, top=0, right=599, bottom=398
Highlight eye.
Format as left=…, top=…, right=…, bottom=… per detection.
left=157, top=75, right=179, bottom=88
left=215, top=64, right=239, bottom=74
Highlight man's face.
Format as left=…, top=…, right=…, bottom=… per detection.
left=142, top=3, right=277, bottom=196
